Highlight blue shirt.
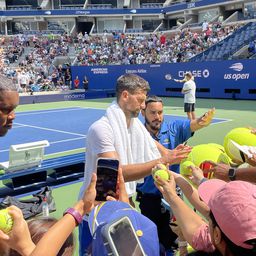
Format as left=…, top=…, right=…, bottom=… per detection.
left=137, top=119, right=192, bottom=195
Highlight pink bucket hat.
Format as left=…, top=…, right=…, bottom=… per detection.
left=198, top=179, right=256, bottom=249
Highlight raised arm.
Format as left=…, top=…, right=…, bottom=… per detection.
left=190, top=108, right=215, bottom=132
left=172, top=171, right=210, bottom=217
left=121, top=144, right=192, bottom=182
left=30, top=174, right=97, bottom=256
left=155, top=173, right=205, bottom=246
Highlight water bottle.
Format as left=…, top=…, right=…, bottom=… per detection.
left=42, top=197, right=49, bottom=217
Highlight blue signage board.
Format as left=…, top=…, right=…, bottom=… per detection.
left=71, top=59, right=256, bottom=100
left=0, top=1, right=230, bottom=17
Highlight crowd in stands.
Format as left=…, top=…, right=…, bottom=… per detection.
left=0, top=22, right=241, bottom=93
left=0, top=36, right=25, bottom=65
left=0, top=73, right=255, bottom=256
left=74, top=23, right=239, bottom=65
left=0, top=33, right=73, bottom=93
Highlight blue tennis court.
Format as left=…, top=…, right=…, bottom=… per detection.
left=0, top=107, right=229, bottom=162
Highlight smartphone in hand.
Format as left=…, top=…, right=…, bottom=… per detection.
left=101, top=216, right=146, bottom=256
left=96, top=158, right=119, bottom=201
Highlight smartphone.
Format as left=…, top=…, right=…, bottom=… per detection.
left=101, top=216, right=146, bottom=256
left=95, top=158, right=119, bottom=201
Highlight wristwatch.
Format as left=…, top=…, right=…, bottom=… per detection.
left=63, top=208, right=83, bottom=225
left=228, top=168, right=237, bottom=181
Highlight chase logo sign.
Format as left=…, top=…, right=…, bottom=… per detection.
left=224, top=62, right=249, bottom=81
left=178, top=69, right=209, bottom=78
left=229, top=63, right=243, bottom=72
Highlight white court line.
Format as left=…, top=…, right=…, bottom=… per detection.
left=17, top=107, right=83, bottom=116
left=50, top=136, right=86, bottom=145
left=46, top=148, right=85, bottom=158
left=15, top=122, right=86, bottom=137
left=210, top=119, right=233, bottom=125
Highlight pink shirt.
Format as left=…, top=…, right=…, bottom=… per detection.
left=192, top=223, right=216, bottom=252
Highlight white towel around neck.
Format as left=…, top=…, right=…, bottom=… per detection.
left=106, top=101, right=161, bottom=196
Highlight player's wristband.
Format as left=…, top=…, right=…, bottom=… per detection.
left=63, top=208, right=83, bottom=226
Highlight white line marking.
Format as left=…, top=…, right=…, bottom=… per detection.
left=15, top=122, right=86, bottom=137
left=210, top=119, right=233, bottom=125
left=17, top=107, right=83, bottom=116
left=82, top=107, right=232, bottom=122
left=45, top=148, right=86, bottom=158
left=50, top=137, right=86, bottom=145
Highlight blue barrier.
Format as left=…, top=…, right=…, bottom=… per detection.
left=19, top=90, right=115, bottom=105
left=71, top=60, right=256, bottom=100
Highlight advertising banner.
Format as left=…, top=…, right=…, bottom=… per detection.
left=71, top=59, right=256, bottom=100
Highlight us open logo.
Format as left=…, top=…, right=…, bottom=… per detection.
left=229, top=63, right=243, bottom=72
left=224, top=63, right=249, bottom=81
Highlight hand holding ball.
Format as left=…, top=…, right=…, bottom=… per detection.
left=152, top=164, right=170, bottom=182
left=0, top=209, right=13, bottom=233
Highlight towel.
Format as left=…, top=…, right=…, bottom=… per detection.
left=106, top=101, right=161, bottom=196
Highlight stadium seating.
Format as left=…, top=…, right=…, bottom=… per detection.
left=191, top=22, right=256, bottom=62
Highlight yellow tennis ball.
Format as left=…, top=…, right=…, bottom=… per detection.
left=175, top=245, right=195, bottom=255
left=153, top=169, right=170, bottom=181
left=207, top=143, right=225, bottom=153
left=180, top=160, right=195, bottom=176
left=0, top=209, right=13, bottom=234
left=155, top=163, right=167, bottom=170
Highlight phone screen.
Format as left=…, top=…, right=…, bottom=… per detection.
left=96, top=158, right=119, bottom=201
left=109, top=218, right=145, bottom=256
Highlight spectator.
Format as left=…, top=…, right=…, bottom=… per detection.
left=137, top=95, right=215, bottom=254
left=0, top=173, right=98, bottom=256
left=8, top=217, right=74, bottom=256
left=202, top=20, right=209, bottom=32
left=0, top=75, right=19, bottom=137
left=248, top=40, right=256, bottom=56
left=87, top=201, right=160, bottom=255
left=82, top=75, right=89, bottom=91
left=155, top=174, right=256, bottom=255
left=202, top=162, right=256, bottom=183
left=73, top=75, right=80, bottom=89
left=18, top=70, right=30, bottom=93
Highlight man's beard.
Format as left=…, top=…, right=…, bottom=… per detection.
left=145, top=116, right=161, bottom=131
left=130, top=110, right=140, bottom=118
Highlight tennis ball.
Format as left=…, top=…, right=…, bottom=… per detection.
left=180, top=160, right=195, bottom=176
left=180, top=144, right=230, bottom=182
left=175, top=245, right=194, bottom=255
left=0, top=209, right=13, bottom=234
left=207, top=143, right=225, bottom=153
left=224, top=127, right=256, bottom=161
left=156, top=163, right=167, bottom=170
left=153, top=169, right=170, bottom=181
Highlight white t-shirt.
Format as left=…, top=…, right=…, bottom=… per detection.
left=183, top=79, right=196, bottom=103
left=78, top=116, right=114, bottom=200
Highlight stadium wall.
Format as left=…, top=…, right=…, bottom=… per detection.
left=71, top=59, right=256, bottom=100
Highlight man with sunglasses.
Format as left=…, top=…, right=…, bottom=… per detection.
left=137, top=95, right=215, bottom=255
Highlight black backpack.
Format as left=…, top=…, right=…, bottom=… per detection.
left=0, top=186, right=56, bottom=219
